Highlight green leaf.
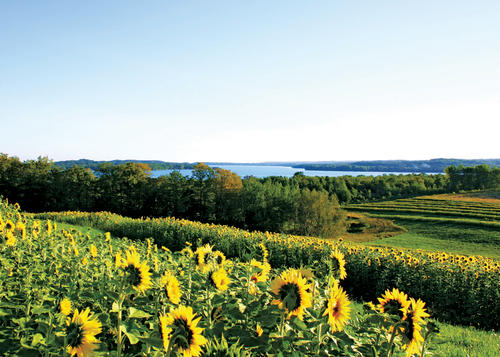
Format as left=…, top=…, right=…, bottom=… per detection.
left=120, top=325, right=141, bottom=345
left=138, top=336, right=164, bottom=348
left=291, top=317, right=307, bottom=331
left=128, top=307, right=151, bottom=319
left=31, top=333, right=44, bottom=346
left=110, top=301, right=120, bottom=313
left=31, top=306, right=50, bottom=315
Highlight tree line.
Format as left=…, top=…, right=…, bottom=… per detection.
left=294, top=158, right=500, bottom=173
left=1, top=153, right=498, bottom=237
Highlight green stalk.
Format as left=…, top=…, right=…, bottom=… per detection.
left=317, top=322, right=323, bottom=353
left=116, top=294, right=125, bottom=357
left=279, top=310, right=286, bottom=337
left=386, top=324, right=400, bottom=357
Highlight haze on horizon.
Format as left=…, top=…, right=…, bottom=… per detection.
left=1, top=1, right=499, bottom=163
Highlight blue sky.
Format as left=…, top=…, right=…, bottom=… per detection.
left=1, top=1, right=499, bottom=162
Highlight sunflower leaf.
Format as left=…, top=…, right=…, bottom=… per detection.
left=128, top=307, right=151, bottom=319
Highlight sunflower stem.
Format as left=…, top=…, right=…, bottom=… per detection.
left=386, top=323, right=401, bottom=357
left=317, top=322, right=323, bottom=352
left=116, top=294, right=125, bottom=357
left=279, top=310, right=286, bottom=337
left=165, top=337, right=173, bottom=357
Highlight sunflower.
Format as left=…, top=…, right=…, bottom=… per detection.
left=15, top=221, right=26, bottom=240
left=90, top=245, right=97, bottom=259
left=194, top=244, right=213, bottom=273
left=377, top=288, right=411, bottom=320
left=123, top=249, right=152, bottom=294
left=4, top=219, right=14, bottom=231
left=115, top=251, right=123, bottom=268
left=256, top=323, right=264, bottom=337
left=161, top=270, right=182, bottom=304
left=60, top=297, right=72, bottom=316
left=270, top=268, right=313, bottom=320
left=5, top=231, right=16, bottom=246
left=250, top=259, right=271, bottom=283
left=46, top=220, right=52, bottom=236
left=258, top=242, right=269, bottom=261
left=211, top=267, right=231, bottom=291
left=65, top=308, right=102, bottom=357
left=159, top=305, right=208, bottom=357
left=213, top=251, right=226, bottom=266
left=402, top=298, right=430, bottom=356
left=330, top=248, right=347, bottom=280
left=323, top=283, right=351, bottom=332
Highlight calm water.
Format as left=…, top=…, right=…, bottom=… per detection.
left=151, top=165, right=436, bottom=179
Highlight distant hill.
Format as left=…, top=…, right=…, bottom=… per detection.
left=291, top=159, right=500, bottom=173
left=54, top=159, right=195, bottom=171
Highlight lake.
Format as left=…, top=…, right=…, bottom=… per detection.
left=150, top=165, right=437, bottom=179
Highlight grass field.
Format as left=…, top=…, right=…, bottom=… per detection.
left=345, top=191, right=500, bottom=260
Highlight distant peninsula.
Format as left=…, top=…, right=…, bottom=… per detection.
left=288, top=158, right=500, bottom=173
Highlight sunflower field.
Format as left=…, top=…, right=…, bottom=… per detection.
left=0, top=199, right=439, bottom=356
left=31, top=208, right=500, bottom=330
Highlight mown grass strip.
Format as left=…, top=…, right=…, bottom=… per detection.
left=346, top=206, right=500, bottom=221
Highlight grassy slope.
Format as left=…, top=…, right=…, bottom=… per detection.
left=367, top=220, right=500, bottom=260
left=56, top=219, right=500, bottom=357
left=346, top=192, right=500, bottom=260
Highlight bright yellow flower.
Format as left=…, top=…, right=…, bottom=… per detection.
left=378, top=288, right=411, bottom=320
left=159, top=306, right=208, bottom=357
left=90, top=245, right=97, bottom=259
left=211, top=267, right=230, bottom=291
left=256, top=323, right=263, bottom=337
left=60, top=297, right=72, bottom=316
left=402, top=298, right=430, bottom=356
left=330, top=248, right=347, bottom=280
left=115, top=251, right=123, bottom=268
left=270, top=268, right=313, bottom=320
left=5, top=231, right=16, bottom=246
left=161, top=270, right=182, bottom=304
left=123, top=249, right=152, bottom=294
left=250, top=259, right=271, bottom=283
left=323, top=283, right=351, bottom=332
left=65, top=308, right=102, bottom=357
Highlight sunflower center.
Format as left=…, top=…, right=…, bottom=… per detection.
left=66, top=322, right=84, bottom=348
left=125, top=265, right=142, bottom=287
left=384, top=300, right=405, bottom=319
left=403, top=316, right=415, bottom=341
left=279, top=283, right=301, bottom=311
left=172, top=317, right=193, bottom=349
left=331, top=258, right=340, bottom=271
left=332, top=301, right=339, bottom=314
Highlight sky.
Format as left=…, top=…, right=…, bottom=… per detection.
left=1, top=0, right=499, bottom=163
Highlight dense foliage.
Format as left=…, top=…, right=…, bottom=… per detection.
left=32, top=207, right=500, bottom=330
left=54, top=159, right=195, bottom=171
left=1, top=201, right=438, bottom=356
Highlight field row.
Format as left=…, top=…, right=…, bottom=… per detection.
left=346, top=205, right=500, bottom=222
